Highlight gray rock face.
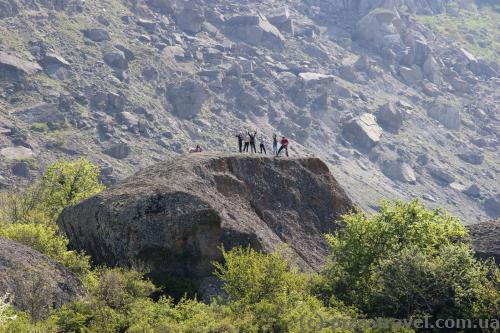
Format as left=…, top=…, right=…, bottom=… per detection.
left=377, top=102, right=404, bottom=131
left=81, top=28, right=110, bottom=42
left=57, top=154, right=354, bottom=291
left=427, top=98, right=461, bottom=130
left=167, top=79, right=208, bottom=119
left=342, top=113, right=383, bottom=150
left=468, top=219, right=500, bottom=263
left=0, top=238, right=84, bottom=318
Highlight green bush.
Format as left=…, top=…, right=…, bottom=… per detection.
left=39, top=158, right=105, bottom=220
left=317, top=200, right=499, bottom=322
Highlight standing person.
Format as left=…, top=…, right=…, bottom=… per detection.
left=243, top=132, right=250, bottom=152
left=248, top=131, right=257, bottom=153
left=236, top=132, right=244, bottom=153
left=277, top=136, right=289, bottom=157
left=272, top=134, right=278, bottom=156
left=259, top=134, right=267, bottom=155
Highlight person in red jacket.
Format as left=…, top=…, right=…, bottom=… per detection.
left=277, top=136, right=289, bottom=157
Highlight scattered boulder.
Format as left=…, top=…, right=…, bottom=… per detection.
left=342, top=113, right=383, bottom=150
left=422, top=54, right=442, bottom=84
left=57, top=154, right=354, bottom=292
left=355, top=9, right=401, bottom=50
left=381, top=158, right=417, bottom=184
left=484, top=195, right=500, bottom=218
left=225, top=13, right=285, bottom=50
left=40, top=52, right=71, bottom=80
left=0, top=52, right=42, bottom=76
left=427, top=164, right=455, bottom=184
left=427, top=98, right=461, bottom=130
left=0, top=238, right=85, bottom=318
left=103, top=51, right=128, bottom=69
left=142, top=67, right=158, bottom=81
left=376, top=102, right=404, bottom=132
left=104, top=142, right=131, bottom=159
left=11, top=161, right=30, bottom=178
left=399, top=65, right=423, bottom=85
left=81, top=28, right=110, bottom=42
left=167, top=79, right=208, bottom=119
left=136, top=19, right=157, bottom=32
left=457, top=150, right=484, bottom=165
left=0, top=146, right=34, bottom=160
left=463, top=184, right=481, bottom=198
left=176, top=8, right=205, bottom=34
left=468, top=219, right=500, bottom=263
left=469, top=59, right=497, bottom=78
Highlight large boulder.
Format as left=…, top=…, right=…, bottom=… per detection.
left=342, top=113, right=383, bottom=150
left=376, top=102, right=404, bottom=132
left=0, top=52, right=42, bottom=77
left=427, top=98, right=461, bottom=130
left=57, top=154, right=354, bottom=292
left=175, top=8, right=205, bottom=34
left=0, top=238, right=85, bottom=319
left=468, top=220, right=500, bottom=263
left=355, top=8, right=402, bottom=50
left=225, top=13, right=285, bottom=50
left=81, top=28, right=110, bottom=42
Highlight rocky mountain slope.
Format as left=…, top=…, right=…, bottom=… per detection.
left=57, top=153, right=353, bottom=295
left=0, top=0, right=499, bottom=223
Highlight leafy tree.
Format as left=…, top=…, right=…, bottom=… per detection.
left=39, top=158, right=105, bottom=220
left=317, top=200, right=499, bottom=323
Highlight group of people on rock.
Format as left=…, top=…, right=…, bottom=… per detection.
left=235, top=131, right=289, bottom=157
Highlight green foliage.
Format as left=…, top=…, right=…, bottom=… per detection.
left=317, top=200, right=499, bottom=323
left=0, top=158, right=102, bottom=280
left=39, top=158, right=105, bottom=220
left=214, top=246, right=350, bottom=332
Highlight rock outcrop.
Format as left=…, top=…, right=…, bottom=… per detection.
left=0, top=238, right=85, bottom=318
left=468, top=219, right=500, bottom=263
left=58, top=154, right=354, bottom=291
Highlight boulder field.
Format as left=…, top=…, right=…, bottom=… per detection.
left=57, top=154, right=354, bottom=290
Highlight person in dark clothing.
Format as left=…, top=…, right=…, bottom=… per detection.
left=243, top=132, right=250, bottom=152
left=277, top=136, right=289, bottom=157
left=259, top=134, right=267, bottom=154
left=272, top=134, right=278, bottom=156
left=236, top=132, right=244, bottom=153
left=248, top=131, right=257, bottom=153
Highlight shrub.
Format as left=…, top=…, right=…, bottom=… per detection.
left=317, top=200, right=499, bottom=322
left=39, top=158, right=105, bottom=220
